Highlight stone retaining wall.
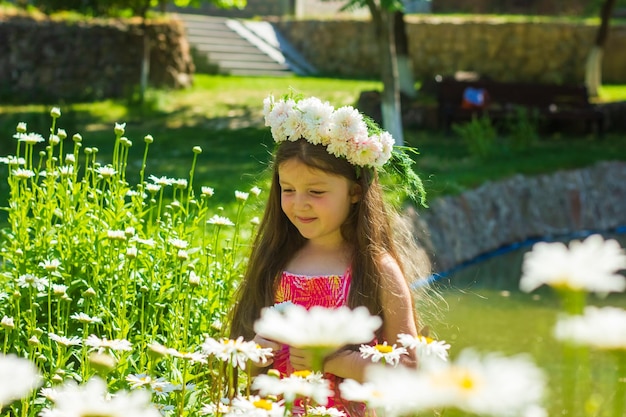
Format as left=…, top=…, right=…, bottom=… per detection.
left=0, top=12, right=194, bottom=102
left=273, top=16, right=626, bottom=84
left=406, top=161, right=626, bottom=272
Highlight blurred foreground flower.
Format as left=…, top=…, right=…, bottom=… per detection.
left=0, top=354, right=42, bottom=408
left=254, top=304, right=381, bottom=349
left=39, top=377, right=160, bottom=417
left=519, top=234, right=626, bottom=294
left=341, top=348, right=546, bottom=417
left=252, top=371, right=332, bottom=406
left=254, top=304, right=382, bottom=372
left=554, top=306, right=626, bottom=350
left=223, top=395, right=285, bottom=417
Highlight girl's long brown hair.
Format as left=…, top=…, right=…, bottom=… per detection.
left=228, top=139, right=425, bottom=340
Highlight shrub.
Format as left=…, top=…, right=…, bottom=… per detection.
left=452, top=114, right=498, bottom=159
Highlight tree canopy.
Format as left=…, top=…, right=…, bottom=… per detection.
left=28, top=0, right=246, bottom=17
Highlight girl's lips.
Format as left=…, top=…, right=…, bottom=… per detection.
left=296, top=216, right=316, bottom=223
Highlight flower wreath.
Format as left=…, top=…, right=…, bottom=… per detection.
left=263, top=93, right=427, bottom=206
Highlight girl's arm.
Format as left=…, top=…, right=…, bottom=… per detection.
left=379, top=253, right=419, bottom=368
left=322, top=255, right=419, bottom=381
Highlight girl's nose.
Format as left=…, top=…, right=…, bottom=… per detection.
left=293, top=192, right=310, bottom=209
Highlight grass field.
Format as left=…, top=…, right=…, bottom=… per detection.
left=2, top=74, right=625, bottom=213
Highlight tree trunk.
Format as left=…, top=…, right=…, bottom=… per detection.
left=585, top=0, right=617, bottom=97
left=139, top=1, right=152, bottom=104
left=394, top=11, right=416, bottom=99
left=366, top=0, right=404, bottom=145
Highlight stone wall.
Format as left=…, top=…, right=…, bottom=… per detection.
left=273, top=16, right=626, bottom=84
left=406, top=161, right=626, bottom=272
left=0, top=12, right=194, bottom=102
left=431, top=0, right=590, bottom=15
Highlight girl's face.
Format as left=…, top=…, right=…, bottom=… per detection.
left=278, top=159, right=360, bottom=248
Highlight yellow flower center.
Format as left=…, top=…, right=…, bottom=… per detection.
left=253, top=399, right=273, bottom=410
left=375, top=344, right=393, bottom=353
left=457, top=372, right=475, bottom=391
left=292, top=370, right=312, bottom=378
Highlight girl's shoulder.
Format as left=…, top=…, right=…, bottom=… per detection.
left=377, top=252, right=407, bottom=288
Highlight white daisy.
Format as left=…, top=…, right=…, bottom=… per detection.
left=48, top=333, right=82, bottom=347
left=168, top=238, right=188, bottom=249
left=338, top=379, right=378, bottom=404
left=39, top=259, right=61, bottom=271
left=424, top=349, right=546, bottom=417
left=224, top=395, right=285, bottom=417
left=126, top=374, right=154, bottom=389
left=0, top=354, right=42, bottom=407
left=207, top=215, right=235, bottom=226
left=11, top=168, right=35, bottom=179
left=107, top=230, right=126, bottom=241
left=58, top=165, right=74, bottom=177
left=252, top=371, right=332, bottom=406
left=126, top=374, right=174, bottom=397
left=14, top=132, right=45, bottom=145
left=359, top=342, right=408, bottom=366
left=519, top=234, right=626, bottom=294
left=173, top=178, right=188, bottom=189
left=250, top=186, right=262, bottom=197
left=201, top=186, right=215, bottom=197
left=253, top=304, right=381, bottom=348
left=145, top=183, right=161, bottom=193
left=165, top=347, right=207, bottom=364
left=0, top=156, right=25, bottom=165
left=306, top=405, right=346, bottom=417
left=235, top=190, right=249, bottom=201
left=554, top=306, right=626, bottom=350
left=148, top=175, right=174, bottom=187
left=70, top=312, right=102, bottom=324
left=85, top=335, right=132, bottom=353
left=96, top=166, right=117, bottom=178
left=398, top=333, right=450, bottom=362
left=148, top=379, right=177, bottom=399
left=16, top=273, right=49, bottom=291
left=199, top=401, right=230, bottom=416
left=1, top=316, right=14, bottom=329
left=202, top=336, right=273, bottom=369
left=52, top=284, right=68, bottom=296
left=39, top=387, right=59, bottom=402
left=38, top=377, right=160, bottom=417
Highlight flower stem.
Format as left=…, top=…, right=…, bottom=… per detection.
left=614, top=351, right=626, bottom=417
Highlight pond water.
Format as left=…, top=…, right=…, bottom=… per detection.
left=428, top=231, right=626, bottom=417
left=434, top=230, right=626, bottom=292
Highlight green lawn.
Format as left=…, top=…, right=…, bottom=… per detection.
left=2, top=74, right=625, bottom=215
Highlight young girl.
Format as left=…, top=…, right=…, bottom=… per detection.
left=228, top=94, right=430, bottom=414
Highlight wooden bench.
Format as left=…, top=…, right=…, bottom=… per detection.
left=436, top=77, right=605, bottom=136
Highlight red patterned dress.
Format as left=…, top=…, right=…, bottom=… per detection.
left=273, top=268, right=368, bottom=417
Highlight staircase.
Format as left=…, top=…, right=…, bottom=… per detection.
left=175, top=14, right=316, bottom=77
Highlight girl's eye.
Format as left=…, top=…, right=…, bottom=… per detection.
left=310, top=190, right=325, bottom=195
left=281, top=188, right=294, bottom=193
